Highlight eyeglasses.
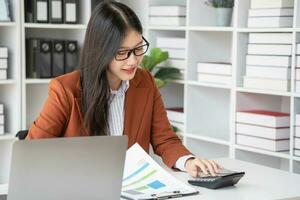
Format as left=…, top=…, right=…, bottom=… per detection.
left=115, top=36, right=149, bottom=61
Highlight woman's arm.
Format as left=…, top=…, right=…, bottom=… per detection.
left=26, top=79, right=70, bottom=139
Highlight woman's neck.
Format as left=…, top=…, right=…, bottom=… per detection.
left=107, top=72, right=122, bottom=91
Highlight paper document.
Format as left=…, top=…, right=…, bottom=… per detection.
left=121, top=143, right=199, bottom=200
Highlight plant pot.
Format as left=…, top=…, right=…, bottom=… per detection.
left=216, top=8, right=233, bottom=26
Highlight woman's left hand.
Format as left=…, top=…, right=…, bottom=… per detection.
left=185, top=157, right=222, bottom=178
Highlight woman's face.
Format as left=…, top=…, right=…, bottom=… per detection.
left=107, top=30, right=144, bottom=83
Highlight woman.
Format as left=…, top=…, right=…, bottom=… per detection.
left=27, top=1, right=220, bottom=177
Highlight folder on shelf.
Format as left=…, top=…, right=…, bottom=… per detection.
left=25, top=0, right=34, bottom=22
left=50, top=0, right=63, bottom=23
left=247, top=44, right=292, bottom=56
left=294, top=137, right=300, bottom=150
left=0, top=59, right=7, bottom=69
left=0, top=115, right=4, bottom=124
left=65, top=40, right=78, bottom=73
left=156, top=37, right=186, bottom=49
left=247, top=16, right=293, bottom=28
left=246, top=66, right=290, bottom=79
left=52, top=40, right=65, bottom=77
left=0, top=104, right=3, bottom=114
left=0, top=69, right=7, bottom=80
left=250, top=0, right=294, bottom=9
left=35, top=0, right=49, bottom=23
left=26, top=39, right=38, bottom=78
left=246, top=55, right=291, bottom=68
left=64, top=0, right=78, bottom=24
left=0, top=0, right=11, bottom=22
left=36, top=39, right=52, bottom=78
left=157, top=59, right=186, bottom=70
left=149, top=6, right=186, bottom=17
left=248, top=33, right=293, bottom=44
left=297, top=43, right=300, bottom=55
left=0, top=124, right=4, bottom=135
left=197, top=62, right=232, bottom=76
left=243, top=76, right=290, bottom=91
left=0, top=47, right=8, bottom=58
left=162, top=48, right=185, bottom=59
left=149, top=17, right=186, bottom=26
left=248, top=8, right=293, bottom=17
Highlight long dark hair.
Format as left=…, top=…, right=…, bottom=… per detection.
left=78, top=1, right=143, bottom=136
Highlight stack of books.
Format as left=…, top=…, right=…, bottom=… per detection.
left=166, top=107, right=184, bottom=137
left=0, top=104, right=4, bottom=135
left=236, top=110, right=290, bottom=152
left=0, top=47, right=8, bottom=80
left=156, top=37, right=186, bottom=79
left=149, top=6, right=186, bottom=26
left=295, top=114, right=300, bottom=157
left=197, top=62, right=232, bottom=85
left=244, top=33, right=292, bottom=91
left=296, top=44, right=300, bottom=92
left=248, top=0, right=294, bottom=28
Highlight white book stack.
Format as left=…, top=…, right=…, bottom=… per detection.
left=0, top=47, right=8, bottom=80
left=244, top=33, right=292, bottom=91
left=296, top=44, right=300, bottom=92
left=166, top=107, right=184, bottom=136
left=156, top=37, right=186, bottom=79
left=248, top=0, right=294, bottom=28
left=149, top=6, right=186, bottom=26
left=236, top=110, right=290, bottom=152
left=294, top=114, right=300, bottom=157
left=0, top=104, right=4, bottom=135
left=197, top=62, right=232, bottom=85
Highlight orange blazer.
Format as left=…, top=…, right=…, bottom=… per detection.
left=27, top=68, right=191, bottom=168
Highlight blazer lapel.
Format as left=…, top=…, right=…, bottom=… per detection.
left=124, top=70, right=150, bottom=147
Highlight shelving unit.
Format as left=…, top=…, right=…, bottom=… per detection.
left=1, top=0, right=300, bottom=191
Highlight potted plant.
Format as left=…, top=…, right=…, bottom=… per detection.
left=205, top=0, right=234, bottom=26
left=141, top=48, right=182, bottom=134
left=141, top=48, right=182, bottom=88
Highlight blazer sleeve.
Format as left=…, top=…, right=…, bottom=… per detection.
left=26, top=79, right=70, bottom=139
left=147, top=72, right=192, bottom=168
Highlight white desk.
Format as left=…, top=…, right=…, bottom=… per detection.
left=164, top=158, right=300, bottom=200
left=1, top=158, right=300, bottom=200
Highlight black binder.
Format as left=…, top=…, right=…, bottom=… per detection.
left=35, top=0, right=49, bottom=23
left=26, top=38, right=38, bottom=78
left=25, top=0, right=34, bottom=22
left=64, top=0, right=78, bottom=24
left=52, top=40, right=65, bottom=77
left=49, top=0, right=63, bottom=23
left=36, top=39, right=52, bottom=78
left=65, top=40, right=78, bottom=73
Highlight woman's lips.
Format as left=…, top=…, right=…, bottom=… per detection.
left=122, top=67, right=137, bottom=74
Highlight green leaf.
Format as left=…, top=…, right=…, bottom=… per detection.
left=141, top=48, right=169, bottom=72
left=172, top=125, right=179, bottom=133
left=154, top=67, right=181, bottom=80
left=154, top=78, right=166, bottom=88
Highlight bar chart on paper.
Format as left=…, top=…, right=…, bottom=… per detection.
left=121, top=144, right=198, bottom=199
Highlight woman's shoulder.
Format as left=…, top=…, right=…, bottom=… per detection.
left=49, top=70, right=81, bottom=97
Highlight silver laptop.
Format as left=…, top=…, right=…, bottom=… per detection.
left=8, top=136, right=128, bottom=200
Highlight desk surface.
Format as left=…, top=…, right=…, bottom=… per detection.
left=165, top=158, right=300, bottom=200
left=1, top=158, right=300, bottom=200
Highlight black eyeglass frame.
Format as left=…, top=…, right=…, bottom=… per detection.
left=114, top=36, right=150, bottom=61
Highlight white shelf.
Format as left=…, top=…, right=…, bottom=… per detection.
left=0, top=80, right=16, bottom=85
left=25, top=79, right=51, bottom=84
left=238, top=28, right=295, bottom=32
left=188, top=26, right=233, bottom=32
left=185, top=133, right=230, bottom=146
left=235, top=144, right=291, bottom=160
left=0, top=134, right=16, bottom=141
left=187, top=80, right=231, bottom=89
left=0, top=22, right=16, bottom=27
left=147, top=26, right=186, bottom=31
left=236, top=87, right=292, bottom=97
left=24, top=23, right=87, bottom=30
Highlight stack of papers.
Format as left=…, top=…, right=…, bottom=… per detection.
left=121, top=143, right=199, bottom=200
